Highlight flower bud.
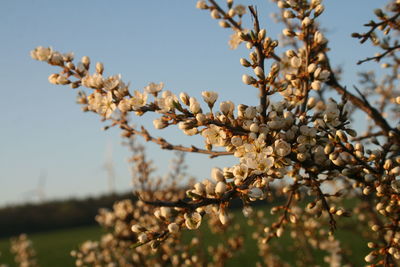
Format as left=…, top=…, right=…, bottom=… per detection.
left=96, top=62, right=104, bottom=74
left=219, top=211, right=229, bottom=225
left=283, top=28, right=295, bottom=37
left=228, top=9, right=236, bottom=17
left=220, top=101, right=234, bottom=115
left=196, top=0, right=207, bottom=9
left=231, top=136, right=242, bottom=147
left=242, top=74, right=256, bottom=85
left=138, top=233, right=148, bottom=243
left=160, top=207, right=171, bottom=218
left=48, top=74, right=59, bottom=84
left=131, top=225, right=145, bottom=233
left=184, top=212, right=202, bottom=229
left=205, top=181, right=215, bottom=195
left=315, top=4, right=324, bottom=16
left=307, top=63, right=317, bottom=73
left=189, top=97, right=201, bottom=114
left=81, top=56, right=90, bottom=68
left=211, top=167, right=225, bottom=182
left=57, top=75, right=70, bottom=85
left=311, top=80, right=321, bottom=90
left=240, top=58, right=251, bottom=67
left=254, top=66, right=265, bottom=79
left=314, top=31, right=327, bottom=44
left=302, top=17, right=312, bottom=27
left=285, top=49, right=296, bottom=58
left=290, top=57, right=302, bottom=68
left=168, top=223, right=179, bottom=233
left=201, top=91, right=218, bottom=107
left=276, top=227, right=284, bottom=237
left=194, top=182, right=206, bottom=195
left=249, top=123, right=259, bottom=133
left=215, top=181, right=227, bottom=195
left=196, top=113, right=207, bottom=124
left=336, top=130, right=347, bottom=142
left=365, top=253, right=376, bottom=263
left=248, top=187, right=263, bottom=199
left=179, top=92, right=189, bottom=105
left=153, top=118, right=167, bottom=129
left=283, top=10, right=295, bottom=19
left=258, top=29, right=266, bottom=40
left=210, top=9, right=220, bottom=19
left=307, top=97, right=316, bottom=109
left=219, top=20, right=230, bottom=28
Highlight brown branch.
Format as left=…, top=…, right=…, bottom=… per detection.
left=117, top=121, right=233, bottom=158
left=276, top=189, right=296, bottom=227
left=351, top=131, right=384, bottom=141
left=357, top=12, right=400, bottom=44
left=324, top=55, right=400, bottom=142
left=142, top=174, right=263, bottom=210
left=142, top=188, right=238, bottom=210
left=136, top=104, right=250, bottom=136
left=357, top=44, right=400, bottom=65
left=313, top=181, right=337, bottom=233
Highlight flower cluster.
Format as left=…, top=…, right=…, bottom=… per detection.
left=10, top=234, right=38, bottom=267
left=71, top=141, right=244, bottom=267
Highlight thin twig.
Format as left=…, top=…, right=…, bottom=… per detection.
left=117, top=121, right=233, bottom=158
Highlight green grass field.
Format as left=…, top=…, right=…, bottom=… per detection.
left=0, top=225, right=104, bottom=267
left=0, top=209, right=369, bottom=266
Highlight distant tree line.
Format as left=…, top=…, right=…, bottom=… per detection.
left=0, top=193, right=134, bottom=238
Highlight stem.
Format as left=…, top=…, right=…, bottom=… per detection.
left=249, top=6, right=267, bottom=123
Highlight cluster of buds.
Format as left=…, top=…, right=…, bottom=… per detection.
left=10, top=234, right=38, bottom=267
left=71, top=141, right=245, bottom=267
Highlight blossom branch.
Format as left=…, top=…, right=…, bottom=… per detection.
left=324, top=56, right=400, bottom=141
left=249, top=6, right=268, bottom=123
left=117, top=122, right=233, bottom=158
left=357, top=44, right=400, bottom=65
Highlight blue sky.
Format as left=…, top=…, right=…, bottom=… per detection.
left=0, top=0, right=385, bottom=206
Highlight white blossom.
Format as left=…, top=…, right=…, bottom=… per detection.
left=202, top=124, right=226, bottom=146
left=98, top=92, right=116, bottom=118
left=145, top=82, right=164, bottom=95
left=130, top=90, right=148, bottom=109
left=220, top=101, right=234, bottom=115
left=201, top=91, right=218, bottom=107
left=189, top=97, right=201, bottom=114
left=31, top=46, right=52, bottom=61
left=184, top=212, right=202, bottom=230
